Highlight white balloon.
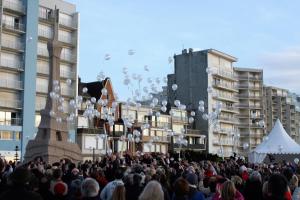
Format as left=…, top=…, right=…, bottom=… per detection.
left=104, top=54, right=111, bottom=60
left=101, top=88, right=108, bottom=96
left=144, top=65, right=149, bottom=72
left=49, top=110, right=56, bottom=117
left=112, top=101, right=118, bottom=108
left=56, top=117, right=62, bottom=123
left=66, top=79, right=72, bottom=86
left=77, top=96, right=83, bottom=103
left=50, top=91, right=56, bottom=99
left=202, top=114, right=209, bottom=120
left=169, top=109, right=175, bottom=116
left=155, top=112, right=161, bottom=118
left=206, top=68, right=213, bottom=74
left=174, top=100, right=181, bottom=107
left=168, top=56, right=173, bottom=64
left=199, top=100, right=205, bottom=106
left=135, top=137, right=140, bottom=143
left=180, top=104, right=186, bottom=111
left=54, top=85, right=60, bottom=93
left=207, top=86, right=213, bottom=93
left=58, top=105, right=64, bottom=112
left=152, top=98, right=159, bottom=106
left=294, top=158, right=299, bottom=164
left=172, top=84, right=178, bottom=91
left=161, top=106, right=167, bottom=112
left=147, top=78, right=152, bottom=83
left=155, top=77, right=160, bottom=84
left=163, top=77, right=168, bottom=83
left=58, top=97, right=64, bottom=104
left=82, top=87, right=88, bottom=93
left=162, top=100, right=168, bottom=106
left=123, top=78, right=130, bottom=85
left=97, top=71, right=106, bottom=81
left=190, top=111, right=196, bottom=116
left=243, top=143, right=249, bottom=150
left=258, top=120, right=265, bottom=128
left=128, top=49, right=135, bottom=55
left=188, top=117, right=194, bottom=124
left=53, top=80, right=59, bottom=86
left=91, top=97, right=96, bottom=104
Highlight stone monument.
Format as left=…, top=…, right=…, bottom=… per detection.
left=24, top=9, right=82, bottom=163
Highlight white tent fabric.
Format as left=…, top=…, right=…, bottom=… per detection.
left=249, top=119, right=300, bottom=163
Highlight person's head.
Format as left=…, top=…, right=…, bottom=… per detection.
left=139, top=180, right=164, bottom=200
left=267, top=174, right=288, bottom=200
left=231, top=176, right=243, bottom=191
left=81, top=178, right=100, bottom=198
left=185, top=173, right=198, bottom=189
left=283, top=168, right=293, bottom=182
left=290, top=174, right=298, bottom=192
left=115, top=168, right=124, bottom=180
left=221, top=181, right=236, bottom=200
left=52, top=168, right=63, bottom=180
left=112, top=185, right=126, bottom=200
left=53, top=182, right=68, bottom=197
left=173, top=177, right=189, bottom=197
left=250, top=170, right=262, bottom=182
left=9, top=167, right=31, bottom=186
left=208, top=177, right=217, bottom=193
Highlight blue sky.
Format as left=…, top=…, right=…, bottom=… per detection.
left=67, top=0, right=300, bottom=100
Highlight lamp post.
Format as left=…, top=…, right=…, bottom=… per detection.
left=14, top=146, right=19, bottom=162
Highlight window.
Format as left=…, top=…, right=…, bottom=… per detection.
left=0, top=131, right=13, bottom=140
left=15, top=132, right=21, bottom=140
left=56, top=131, right=62, bottom=141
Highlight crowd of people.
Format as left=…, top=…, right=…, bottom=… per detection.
left=0, top=152, right=300, bottom=200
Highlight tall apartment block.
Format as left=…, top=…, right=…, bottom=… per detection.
left=235, top=68, right=264, bottom=153
left=168, top=48, right=239, bottom=157
left=0, top=0, right=78, bottom=160
left=263, top=86, right=300, bottom=142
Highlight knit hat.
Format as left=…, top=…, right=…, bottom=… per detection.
left=186, top=173, right=198, bottom=188
left=53, top=181, right=68, bottom=196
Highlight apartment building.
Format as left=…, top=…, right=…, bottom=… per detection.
left=263, top=86, right=300, bottom=142
left=0, top=0, right=78, bottom=160
left=235, top=68, right=264, bottom=153
left=168, top=48, right=239, bottom=157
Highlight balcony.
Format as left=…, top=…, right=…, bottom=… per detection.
left=1, top=40, right=24, bottom=52
left=218, top=116, right=238, bottom=124
left=0, top=79, right=23, bottom=90
left=37, top=65, right=49, bottom=75
left=237, top=94, right=261, bottom=99
left=37, top=48, right=49, bottom=57
left=3, top=0, right=25, bottom=14
left=0, top=118, right=22, bottom=126
left=0, top=59, right=23, bottom=71
left=220, top=105, right=239, bottom=113
left=60, top=69, right=76, bottom=79
left=212, top=69, right=236, bottom=81
left=237, top=84, right=261, bottom=90
left=36, top=84, right=48, bottom=93
left=58, top=35, right=76, bottom=46
left=152, top=121, right=171, bottom=129
left=0, top=99, right=22, bottom=109
left=60, top=52, right=76, bottom=63
left=2, top=21, right=25, bottom=33
left=61, top=87, right=74, bottom=97
left=213, top=93, right=238, bottom=103
left=38, top=29, right=53, bottom=39
left=212, top=82, right=238, bottom=92
left=59, top=18, right=77, bottom=29
left=173, top=143, right=205, bottom=150
left=171, top=116, right=188, bottom=123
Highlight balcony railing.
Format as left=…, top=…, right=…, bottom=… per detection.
left=0, top=99, right=22, bottom=109
left=212, top=82, right=238, bottom=90
left=214, top=93, right=238, bottom=101
left=37, top=48, right=49, bottom=57
left=212, top=69, right=236, bottom=80
left=3, top=0, right=25, bottom=13
left=0, top=118, right=22, bottom=126
left=36, top=84, right=48, bottom=93
left=37, top=65, right=49, bottom=75
left=59, top=17, right=77, bottom=28
left=171, top=116, right=188, bottom=123
left=153, top=121, right=171, bottom=129
left=1, top=40, right=24, bottom=51
left=0, top=59, right=23, bottom=70
left=58, top=34, right=76, bottom=45
left=218, top=116, right=238, bottom=123
left=0, top=79, right=23, bottom=90
left=61, top=87, right=74, bottom=96
left=60, top=52, right=76, bottom=62
left=2, top=21, right=25, bottom=32
left=38, top=28, right=53, bottom=39
left=60, top=69, right=76, bottom=79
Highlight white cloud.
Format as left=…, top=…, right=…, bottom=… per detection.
left=258, top=47, right=300, bottom=94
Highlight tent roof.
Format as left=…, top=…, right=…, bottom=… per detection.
left=252, top=119, right=300, bottom=154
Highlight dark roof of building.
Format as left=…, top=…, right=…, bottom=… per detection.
left=78, top=77, right=110, bottom=100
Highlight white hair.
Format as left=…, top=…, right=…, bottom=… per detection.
left=139, top=180, right=164, bottom=200
left=81, top=178, right=100, bottom=197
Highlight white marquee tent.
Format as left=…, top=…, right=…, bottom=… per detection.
left=248, top=119, right=300, bottom=163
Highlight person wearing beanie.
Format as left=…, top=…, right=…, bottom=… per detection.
left=0, top=167, right=42, bottom=200
left=185, top=173, right=205, bottom=200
